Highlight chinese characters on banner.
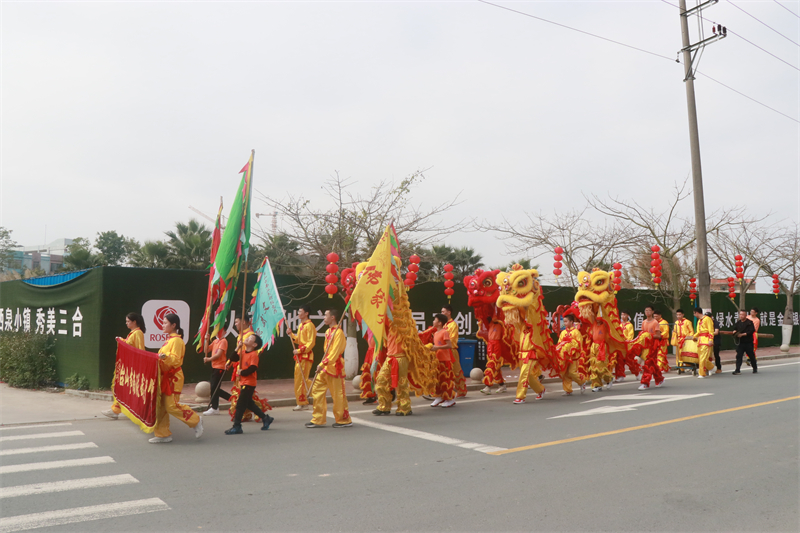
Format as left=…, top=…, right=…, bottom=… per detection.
left=0, top=306, right=84, bottom=337
left=113, top=338, right=160, bottom=433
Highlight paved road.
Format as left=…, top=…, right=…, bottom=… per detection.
left=1, top=360, right=798, bottom=532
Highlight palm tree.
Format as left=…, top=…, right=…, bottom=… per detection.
left=165, top=219, right=212, bottom=270
left=129, top=240, right=171, bottom=268
left=452, top=247, right=484, bottom=280
left=254, top=233, right=307, bottom=275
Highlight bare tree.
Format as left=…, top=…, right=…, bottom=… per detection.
left=758, top=222, right=800, bottom=331
left=480, top=208, right=638, bottom=288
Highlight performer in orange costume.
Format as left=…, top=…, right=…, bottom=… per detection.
left=638, top=306, right=665, bottom=390
left=359, top=337, right=386, bottom=404
left=653, top=311, right=671, bottom=373
left=228, top=314, right=271, bottom=422
left=429, top=313, right=457, bottom=407
left=693, top=307, right=715, bottom=378
left=556, top=314, right=585, bottom=395
left=671, top=309, right=694, bottom=371
left=202, top=330, right=230, bottom=415
left=442, top=305, right=468, bottom=398
left=103, top=312, right=146, bottom=420
left=306, top=309, right=352, bottom=428
left=225, top=334, right=274, bottom=434
left=151, top=313, right=203, bottom=443
left=289, top=304, right=316, bottom=411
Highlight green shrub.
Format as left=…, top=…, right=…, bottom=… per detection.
left=65, top=373, right=90, bottom=391
left=0, top=331, right=57, bottom=389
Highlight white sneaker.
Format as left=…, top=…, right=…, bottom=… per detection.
left=605, top=381, right=613, bottom=389
left=441, top=399, right=456, bottom=408
left=101, top=409, right=119, bottom=419
left=149, top=436, right=173, bottom=443
left=292, top=405, right=310, bottom=411
left=430, top=397, right=444, bottom=407
left=480, top=386, right=492, bottom=395
left=592, top=386, right=602, bottom=392
left=697, top=375, right=706, bottom=379
left=203, top=408, right=220, bottom=416
left=615, top=376, right=625, bottom=383
left=655, top=381, right=664, bottom=388
left=638, top=384, right=649, bottom=390
left=495, top=384, right=507, bottom=394
left=535, top=389, right=545, bottom=400
left=194, top=417, right=204, bottom=439
left=562, top=391, right=572, bottom=396
left=580, top=383, right=586, bottom=394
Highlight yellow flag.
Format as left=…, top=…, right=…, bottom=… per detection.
left=349, top=225, right=399, bottom=353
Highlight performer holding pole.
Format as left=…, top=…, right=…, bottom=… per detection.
left=305, top=308, right=352, bottom=428
left=202, top=331, right=231, bottom=415
left=289, top=305, right=316, bottom=411
left=225, top=334, right=274, bottom=434
left=103, top=312, right=145, bottom=420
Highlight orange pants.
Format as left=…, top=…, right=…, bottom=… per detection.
left=310, top=372, right=351, bottom=425
left=294, top=359, right=312, bottom=406
left=154, top=392, right=200, bottom=438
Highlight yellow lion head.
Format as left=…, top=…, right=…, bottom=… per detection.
left=574, top=269, right=614, bottom=307
left=495, top=267, right=541, bottom=312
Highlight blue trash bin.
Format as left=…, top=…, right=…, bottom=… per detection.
left=457, top=339, right=478, bottom=377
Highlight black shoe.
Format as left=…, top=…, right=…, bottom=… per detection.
left=396, top=411, right=412, bottom=416
left=752, top=370, right=758, bottom=374
left=391, top=390, right=397, bottom=402
left=261, top=415, right=274, bottom=431
left=224, top=426, right=243, bottom=435
left=362, top=397, right=377, bottom=405
left=372, top=409, right=391, bottom=416
left=305, top=422, right=325, bottom=428
left=332, top=422, right=353, bottom=428
left=732, top=371, right=741, bottom=375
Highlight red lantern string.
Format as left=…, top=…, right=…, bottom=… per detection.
left=443, top=263, right=455, bottom=301
left=405, top=254, right=421, bottom=289
left=727, top=276, right=736, bottom=300
left=734, top=254, right=744, bottom=288
left=772, top=273, right=780, bottom=299
left=325, top=252, right=339, bottom=298
left=553, top=246, right=564, bottom=277
left=650, top=245, right=662, bottom=287
left=688, top=277, right=697, bottom=301
left=612, top=262, right=622, bottom=293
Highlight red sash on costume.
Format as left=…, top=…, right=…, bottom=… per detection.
left=389, top=356, right=400, bottom=388
left=160, top=367, right=180, bottom=395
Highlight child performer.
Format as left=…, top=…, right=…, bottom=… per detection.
left=556, top=315, right=585, bottom=395
left=638, top=306, right=665, bottom=390
left=653, top=310, right=670, bottom=373
left=306, top=309, right=352, bottom=428
left=225, top=334, right=274, bottom=434
left=202, top=331, right=231, bottom=416
left=288, top=305, right=316, bottom=411
left=429, top=313, right=457, bottom=408
left=103, top=312, right=146, bottom=420
left=151, top=314, right=203, bottom=443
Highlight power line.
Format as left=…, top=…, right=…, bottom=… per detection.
left=477, top=0, right=800, bottom=124
left=476, top=0, right=675, bottom=62
left=727, top=0, right=800, bottom=47
left=773, top=0, right=800, bottom=20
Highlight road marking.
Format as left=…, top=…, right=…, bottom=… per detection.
left=0, top=423, right=72, bottom=432
left=0, top=497, right=169, bottom=532
left=0, top=456, right=115, bottom=475
left=489, top=395, right=800, bottom=456
left=351, top=416, right=507, bottom=454
left=0, top=474, right=139, bottom=499
left=0, top=431, right=84, bottom=443
left=0, top=442, right=98, bottom=457
left=549, top=393, right=714, bottom=418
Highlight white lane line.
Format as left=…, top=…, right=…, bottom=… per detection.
left=351, top=416, right=507, bottom=454
left=0, top=497, right=169, bottom=532
left=0, top=423, right=72, bottom=432
left=0, top=442, right=98, bottom=457
left=0, top=431, right=84, bottom=443
left=0, top=474, right=139, bottom=499
left=0, top=456, right=115, bottom=475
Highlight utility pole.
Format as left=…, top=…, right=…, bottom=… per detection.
left=677, top=0, right=726, bottom=311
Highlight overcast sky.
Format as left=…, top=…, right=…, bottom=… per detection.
left=2, top=0, right=798, bottom=283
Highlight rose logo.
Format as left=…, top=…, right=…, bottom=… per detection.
left=153, top=306, right=178, bottom=330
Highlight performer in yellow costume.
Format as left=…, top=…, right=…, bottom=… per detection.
left=442, top=305, right=468, bottom=398
left=289, top=304, right=316, bottom=411
left=151, top=313, right=203, bottom=443
left=692, top=307, right=715, bottom=378
left=103, top=312, right=146, bottom=420
left=555, top=314, right=585, bottom=395
left=306, top=308, right=352, bottom=428
left=653, top=311, right=671, bottom=373
left=671, top=309, right=694, bottom=371
left=620, top=312, right=635, bottom=341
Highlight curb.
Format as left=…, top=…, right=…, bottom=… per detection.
left=66, top=352, right=799, bottom=412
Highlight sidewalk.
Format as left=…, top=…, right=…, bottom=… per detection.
left=2, top=346, right=797, bottom=425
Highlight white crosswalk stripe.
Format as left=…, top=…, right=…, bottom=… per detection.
left=0, top=423, right=73, bottom=431
left=0, top=474, right=139, bottom=499
left=0, top=498, right=170, bottom=532
left=0, top=442, right=98, bottom=457
left=0, top=431, right=84, bottom=443
left=0, top=456, right=115, bottom=474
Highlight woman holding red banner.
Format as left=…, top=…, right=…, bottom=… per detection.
left=102, top=312, right=146, bottom=420
left=150, top=313, right=204, bottom=443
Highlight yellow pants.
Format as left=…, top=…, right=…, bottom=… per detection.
left=590, top=346, right=614, bottom=388
left=376, top=355, right=411, bottom=414
left=697, top=345, right=713, bottom=376
left=294, top=360, right=312, bottom=406
left=310, top=372, right=351, bottom=425
left=111, top=368, right=121, bottom=414
left=516, top=359, right=544, bottom=400
left=561, top=361, right=583, bottom=394
left=154, top=392, right=200, bottom=438
left=452, top=357, right=468, bottom=397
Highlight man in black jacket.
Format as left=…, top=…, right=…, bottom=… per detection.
left=732, top=310, right=757, bottom=375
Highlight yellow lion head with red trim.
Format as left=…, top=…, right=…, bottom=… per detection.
left=495, top=266, right=540, bottom=313
left=574, top=269, right=614, bottom=307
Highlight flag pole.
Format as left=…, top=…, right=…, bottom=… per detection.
left=240, top=150, right=254, bottom=345
left=202, top=195, right=224, bottom=358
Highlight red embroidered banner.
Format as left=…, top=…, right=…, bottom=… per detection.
left=113, top=338, right=161, bottom=433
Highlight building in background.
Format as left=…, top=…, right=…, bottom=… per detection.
left=5, top=239, right=72, bottom=276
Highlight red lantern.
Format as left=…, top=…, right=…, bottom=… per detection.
left=405, top=254, right=421, bottom=289
left=772, top=273, right=780, bottom=298
left=443, top=263, right=455, bottom=301
left=612, top=262, right=622, bottom=293
left=688, top=277, right=697, bottom=301
left=727, top=276, right=736, bottom=300
left=553, top=247, right=564, bottom=278
left=734, top=255, right=744, bottom=283
left=650, top=246, right=662, bottom=287
left=325, top=252, right=339, bottom=299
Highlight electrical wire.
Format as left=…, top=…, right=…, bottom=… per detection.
left=478, top=0, right=799, bottom=124
left=727, top=0, right=800, bottom=47
left=773, top=0, right=800, bottom=20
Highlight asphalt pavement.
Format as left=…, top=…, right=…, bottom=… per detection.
left=1, top=358, right=798, bottom=532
